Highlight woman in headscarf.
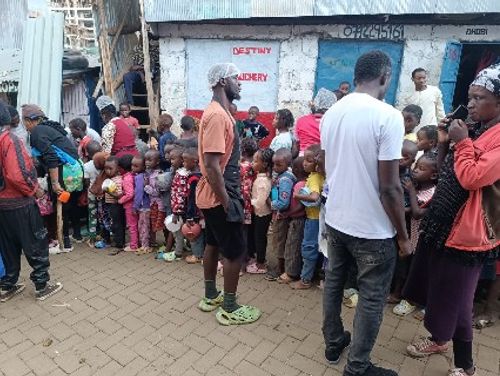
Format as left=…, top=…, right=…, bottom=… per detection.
left=96, top=96, right=138, bottom=158
left=403, top=63, right=500, bottom=376
left=22, top=104, right=84, bottom=253
left=295, top=87, right=336, bottom=155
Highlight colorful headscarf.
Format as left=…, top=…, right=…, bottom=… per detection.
left=471, top=62, right=500, bottom=97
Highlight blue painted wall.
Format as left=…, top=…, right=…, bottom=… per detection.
left=438, top=41, right=463, bottom=113
left=315, top=40, right=404, bottom=105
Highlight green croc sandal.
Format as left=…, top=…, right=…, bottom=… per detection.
left=198, top=292, right=224, bottom=312
left=216, top=305, right=262, bottom=326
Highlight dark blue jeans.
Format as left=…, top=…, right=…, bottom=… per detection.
left=322, top=226, right=396, bottom=375
left=123, top=71, right=143, bottom=105
left=300, top=218, right=320, bottom=282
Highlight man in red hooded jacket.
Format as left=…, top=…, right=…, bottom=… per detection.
left=0, top=100, right=62, bottom=302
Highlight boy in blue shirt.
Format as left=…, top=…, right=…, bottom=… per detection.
left=265, top=148, right=296, bottom=281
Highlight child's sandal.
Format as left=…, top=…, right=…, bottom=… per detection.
left=277, top=273, right=294, bottom=284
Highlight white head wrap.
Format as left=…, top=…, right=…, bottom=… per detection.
left=207, top=63, right=240, bottom=88
left=471, top=62, right=500, bottom=97
left=313, top=88, right=337, bottom=110
left=96, top=95, right=115, bottom=111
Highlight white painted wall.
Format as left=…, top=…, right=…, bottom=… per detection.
left=157, top=23, right=500, bottom=123
left=158, top=37, right=186, bottom=135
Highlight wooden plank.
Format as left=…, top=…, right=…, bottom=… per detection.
left=139, top=0, right=158, bottom=131
left=92, top=75, right=104, bottom=98
left=57, top=201, right=63, bottom=252
left=95, top=0, right=114, bottom=98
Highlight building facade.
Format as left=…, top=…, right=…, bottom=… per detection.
left=145, top=1, right=500, bottom=131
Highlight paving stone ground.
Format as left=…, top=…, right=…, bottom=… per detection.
left=0, top=245, right=498, bottom=376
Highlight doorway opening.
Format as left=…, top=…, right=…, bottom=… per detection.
left=452, top=43, right=500, bottom=108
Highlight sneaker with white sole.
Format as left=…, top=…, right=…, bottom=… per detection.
left=407, top=336, right=448, bottom=357
left=49, top=245, right=73, bottom=254
left=325, top=331, right=351, bottom=364
left=448, top=368, right=476, bottom=376
left=0, top=283, right=26, bottom=302
left=70, top=235, right=84, bottom=243
left=62, top=236, right=74, bottom=253
left=393, top=299, right=416, bottom=316
left=35, top=282, right=63, bottom=301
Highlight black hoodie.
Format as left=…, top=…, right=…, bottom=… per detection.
left=30, top=120, right=79, bottom=169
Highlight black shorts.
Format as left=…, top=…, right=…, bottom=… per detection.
left=202, top=205, right=245, bottom=261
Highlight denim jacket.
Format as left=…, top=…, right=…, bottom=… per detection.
left=271, top=170, right=296, bottom=212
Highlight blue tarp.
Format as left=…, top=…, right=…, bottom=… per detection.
left=0, top=254, right=5, bottom=278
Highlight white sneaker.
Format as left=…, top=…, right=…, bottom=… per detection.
left=393, top=299, right=416, bottom=316
left=448, top=368, right=476, bottom=376
left=49, top=246, right=73, bottom=255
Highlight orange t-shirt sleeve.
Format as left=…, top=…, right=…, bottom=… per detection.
left=201, top=112, right=227, bottom=154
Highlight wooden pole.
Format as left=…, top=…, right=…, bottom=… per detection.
left=95, top=0, right=114, bottom=98
left=57, top=200, right=63, bottom=252
left=139, top=0, right=158, bottom=130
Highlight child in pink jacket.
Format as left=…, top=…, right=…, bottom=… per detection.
left=118, top=154, right=138, bottom=252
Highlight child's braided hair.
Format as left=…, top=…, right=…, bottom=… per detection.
left=258, top=147, right=275, bottom=175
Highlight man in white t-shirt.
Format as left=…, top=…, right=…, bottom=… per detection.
left=399, top=68, right=445, bottom=130
left=320, top=51, right=410, bottom=376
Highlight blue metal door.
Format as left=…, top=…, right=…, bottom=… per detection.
left=439, top=41, right=463, bottom=113
left=315, top=40, right=404, bottom=105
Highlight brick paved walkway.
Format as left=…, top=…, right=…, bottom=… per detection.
left=0, top=245, right=498, bottom=376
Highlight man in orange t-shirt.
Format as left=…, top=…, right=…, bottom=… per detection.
left=196, top=63, right=261, bottom=325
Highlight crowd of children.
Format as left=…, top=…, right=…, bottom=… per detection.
left=47, top=101, right=496, bottom=324
left=51, top=105, right=328, bottom=295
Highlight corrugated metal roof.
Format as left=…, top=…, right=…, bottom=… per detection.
left=0, top=0, right=28, bottom=82
left=145, top=0, right=500, bottom=22
left=145, top=0, right=250, bottom=23
left=17, top=12, right=65, bottom=121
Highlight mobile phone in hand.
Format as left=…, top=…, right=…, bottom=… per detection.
left=450, top=104, right=468, bottom=121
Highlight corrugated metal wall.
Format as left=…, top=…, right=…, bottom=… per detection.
left=62, top=80, right=90, bottom=125
left=17, top=12, right=65, bottom=121
left=145, top=0, right=500, bottom=22
left=94, top=0, right=141, bottom=102
left=0, top=0, right=27, bottom=49
left=0, top=0, right=28, bottom=83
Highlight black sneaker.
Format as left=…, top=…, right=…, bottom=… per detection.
left=35, top=282, right=63, bottom=301
left=264, top=272, right=279, bottom=281
left=62, top=236, right=74, bottom=253
left=360, top=364, right=398, bottom=376
left=71, top=234, right=84, bottom=243
left=325, top=330, right=351, bottom=364
left=0, top=283, right=25, bottom=303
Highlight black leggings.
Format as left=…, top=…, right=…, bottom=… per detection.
left=62, top=190, right=83, bottom=238
left=253, top=214, right=272, bottom=264
left=108, top=203, right=125, bottom=248
left=453, top=339, right=473, bottom=371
